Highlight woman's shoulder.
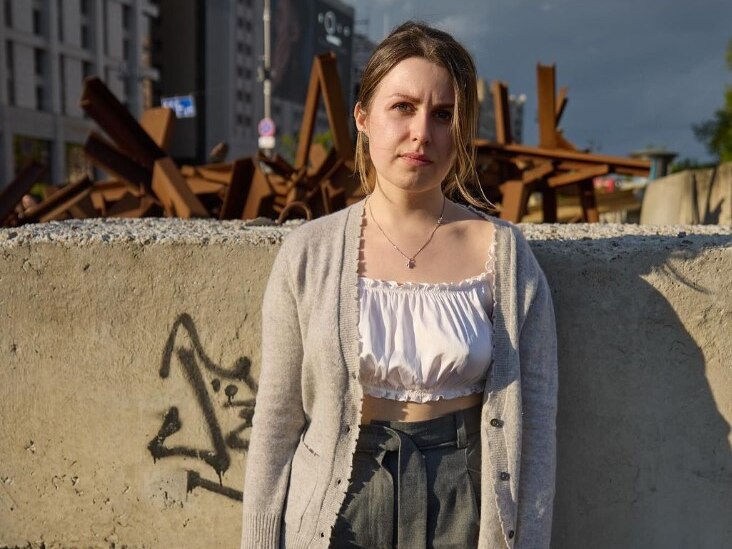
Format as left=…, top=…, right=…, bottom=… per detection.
left=450, top=200, right=522, bottom=239
left=277, top=202, right=357, bottom=257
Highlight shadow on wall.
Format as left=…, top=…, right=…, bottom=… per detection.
left=538, top=235, right=732, bottom=549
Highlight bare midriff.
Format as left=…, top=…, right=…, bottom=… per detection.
left=360, top=392, right=483, bottom=424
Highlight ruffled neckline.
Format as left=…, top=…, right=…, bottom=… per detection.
left=359, top=269, right=491, bottom=291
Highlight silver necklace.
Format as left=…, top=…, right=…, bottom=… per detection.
left=367, top=195, right=446, bottom=269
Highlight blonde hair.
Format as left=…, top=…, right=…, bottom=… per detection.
left=355, top=21, right=490, bottom=210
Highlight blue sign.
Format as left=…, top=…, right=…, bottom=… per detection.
left=161, top=95, right=196, bottom=119
left=258, top=117, right=276, bottom=137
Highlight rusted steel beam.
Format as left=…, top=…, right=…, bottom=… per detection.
left=84, top=131, right=151, bottom=192
left=317, top=52, right=354, bottom=164
left=106, top=193, right=160, bottom=218
left=20, top=176, right=94, bottom=223
left=79, top=77, right=166, bottom=169
left=295, top=52, right=354, bottom=169
left=548, top=164, right=610, bottom=188
left=555, top=86, right=569, bottom=125
left=578, top=179, right=599, bottom=222
left=0, top=161, right=46, bottom=224
left=241, top=168, right=288, bottom=220
left=187, top=177, right=226, bottom=195
left=151, top=157, right=209, bottom=218
left=498, top=162, right=554, bottom=222
left=46, top=188, right=97, bottom=221
left=140, top=107, right=176, bottom=152
left=196, top=163, right=234, bottom=184
left=91, top=180, right=143, bottom=202
left=555, top=130, right=578, bottom=152
left=295, top=57, right=323, bottom=169
left=537, top=64, right=558, bottom=149
left=491, top=81, right=513, bottom=145
left=220, top=158, right=255, bottom=220
left=542, top=188, right=558, bottom=223
left=474, top=141, right=651, bottom=174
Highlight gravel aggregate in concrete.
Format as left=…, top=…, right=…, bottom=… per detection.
left=0, top=217, right=729, bottom=249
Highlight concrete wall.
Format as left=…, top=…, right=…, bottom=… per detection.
left=0, top=220, right=730, bottom=549
left=641, top=161, right=732, bottom=225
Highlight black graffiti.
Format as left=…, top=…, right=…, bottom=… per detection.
left=148, top=313, right=257, bottom=501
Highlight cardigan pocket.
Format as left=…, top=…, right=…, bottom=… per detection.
left=284, top=433, right=321, bottom=533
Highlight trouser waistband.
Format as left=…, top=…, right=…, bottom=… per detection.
left=355, top=404, right=482, bottom=549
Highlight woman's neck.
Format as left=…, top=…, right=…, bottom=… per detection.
left=368, top=184, right=446, bottom=227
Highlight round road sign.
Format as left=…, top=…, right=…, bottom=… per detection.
left=258, top=117, right=276, bottom=137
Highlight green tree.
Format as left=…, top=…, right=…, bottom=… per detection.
left=693, top=38, right=732, bottom=162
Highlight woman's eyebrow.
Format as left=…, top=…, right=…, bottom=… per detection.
left=388, top=93, right=455, bottom=109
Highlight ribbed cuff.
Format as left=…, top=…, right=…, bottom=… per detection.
left=240, top=511, right=281, bottom=549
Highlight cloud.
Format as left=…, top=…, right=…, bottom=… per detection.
left=343, top=0, right=732, bottom=159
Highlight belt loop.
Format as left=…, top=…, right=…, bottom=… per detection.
left=455, top=410, right=468, bottom=449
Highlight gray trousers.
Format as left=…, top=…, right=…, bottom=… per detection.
left=331, top=404, right=482, bottom=549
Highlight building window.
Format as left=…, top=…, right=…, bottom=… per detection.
left=36, top=85, right=46, bottom=111
left=81, top=23, right=91, bottom=49
left=123, top=37, right=131, bottom=61
left=59, top=55, right=66, bottom=113
left=57, top=0, right=64, bottom=42
left=6, top=41, right=14, bottom=105
left=32, top=7, right=43, bottom=35
left=122, top=5, right=132, bottom=31
left=66, top=143, right=93, bottom=181
left=80, top=0, right=89, bottom=16
left=34, top=48, right=45, bottom=76
left=13, top=135, right=51, bottom=182
left=82, top=61, right=93, bottom=79
left=4, top=0, right=12, bottom=27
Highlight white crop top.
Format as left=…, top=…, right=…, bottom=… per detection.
left=358, top=263, right=495, bottom=403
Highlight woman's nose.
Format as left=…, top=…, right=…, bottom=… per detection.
left=411, top=113, right=432, bottom=145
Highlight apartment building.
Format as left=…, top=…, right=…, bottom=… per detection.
left=0, top=0, right=160, bottom=186
left=0, top=0, right=356, bottom=187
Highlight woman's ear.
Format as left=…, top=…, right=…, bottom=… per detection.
left=354, top=102, right=367, bottom=134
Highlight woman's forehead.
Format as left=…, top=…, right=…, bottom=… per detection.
left=374, top=57, right=455, bottom=103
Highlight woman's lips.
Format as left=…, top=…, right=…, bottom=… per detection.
left=400, top=152, right=433, bottom=166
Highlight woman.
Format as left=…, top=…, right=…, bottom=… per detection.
left=241, top=22, right=557, bottom=549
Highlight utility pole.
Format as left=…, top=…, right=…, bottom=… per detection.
left=262, top=0, right=271, bottom=120
left=258, top=0, right=275, bottom=154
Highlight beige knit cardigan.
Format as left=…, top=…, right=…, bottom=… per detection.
left=240, top=199, right=558, bottom=549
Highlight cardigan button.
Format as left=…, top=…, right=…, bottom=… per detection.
left=508, top=529, right=515, bottom=539
left=500, top=472, right=510, bottom=481
left=490, top=418, right=504, bottom=428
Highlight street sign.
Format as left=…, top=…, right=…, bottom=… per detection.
left=161, top=95, right=196, bottom=119
left=258, top=117, right=276, bottom=137
left=258, top=136, right=276, bottom=149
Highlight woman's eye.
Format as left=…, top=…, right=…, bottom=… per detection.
left=393, top=102, right=412, bottom=112
left=434, top=110, right=453, bottom=122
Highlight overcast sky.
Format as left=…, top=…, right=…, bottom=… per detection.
left=343, top=0, right=731, bottom=162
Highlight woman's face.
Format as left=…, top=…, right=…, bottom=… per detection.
left=355, top=57, right=457, bottom=195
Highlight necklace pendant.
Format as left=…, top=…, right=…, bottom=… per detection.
left=407, top=258, right=416, bottom=269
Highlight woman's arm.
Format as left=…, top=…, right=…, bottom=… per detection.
left=515, top=236, right=558, bottom=548
left=240, top=237, right=306, bottom=549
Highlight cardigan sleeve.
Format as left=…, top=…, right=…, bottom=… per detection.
left=240, top=236, right=306, bottom=549
left=514, top=233, right=558, bottom=548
